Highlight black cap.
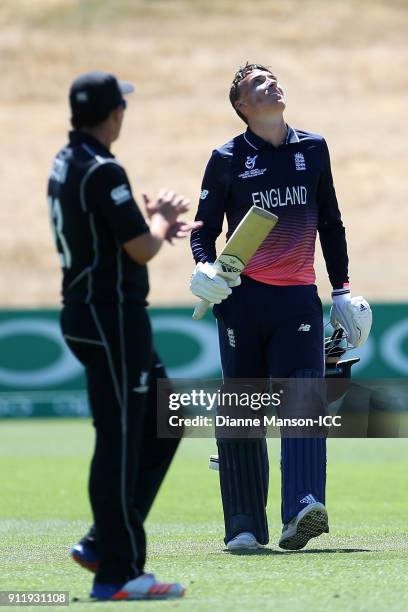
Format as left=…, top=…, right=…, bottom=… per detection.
left=69, top=71, right=134, bottom=127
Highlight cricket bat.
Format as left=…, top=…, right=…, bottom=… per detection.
left=192, top=206, right=279, bottom=320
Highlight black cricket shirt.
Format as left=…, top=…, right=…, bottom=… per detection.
left=47, top=131, right=150, bottom=304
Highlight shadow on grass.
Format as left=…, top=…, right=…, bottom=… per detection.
left=223, top=547, right=372, bottom=556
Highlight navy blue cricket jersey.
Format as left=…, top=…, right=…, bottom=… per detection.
left=47, top=131, right=150, bottom=304
left=191, top=126, right=349, bottom=289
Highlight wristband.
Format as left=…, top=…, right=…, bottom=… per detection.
left=331, top=283, right=351, bottom=301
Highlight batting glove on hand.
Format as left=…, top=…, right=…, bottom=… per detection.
left=227, top=276, right=241, bottom=288
left=330, top=288, right=372, bottom=348
left=190, top=262, right=232, bottom=304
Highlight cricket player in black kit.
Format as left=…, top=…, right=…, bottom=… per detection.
left=190, top=64, right=372, bottom=551
left=48, top=71, right=201, bottom=600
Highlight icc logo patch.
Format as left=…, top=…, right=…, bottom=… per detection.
left=245, top=155, right=258, bottom=170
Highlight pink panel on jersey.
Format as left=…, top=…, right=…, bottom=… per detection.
left=242, top=210, right=317, bottom=286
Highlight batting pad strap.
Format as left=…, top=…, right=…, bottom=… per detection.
left=217, top=439, right=269, bottom=545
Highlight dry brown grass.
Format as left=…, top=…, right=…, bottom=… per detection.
left=1, top=0, right=407, bottom=305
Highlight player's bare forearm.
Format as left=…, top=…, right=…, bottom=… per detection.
left=123, top=216, right=168, bottom=264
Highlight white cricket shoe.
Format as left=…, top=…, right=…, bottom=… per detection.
left=227, top=532, right=263, bottom=552
left=279, top=502, right=329, bottom=550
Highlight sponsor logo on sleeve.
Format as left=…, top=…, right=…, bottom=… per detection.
left=200, top=189, right=209, bottom=200
left=110, top=184, right=132, bottom=205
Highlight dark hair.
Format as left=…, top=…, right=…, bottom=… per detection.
left=71, top=99, right=126, bottom=129
left=70, top=109, right=112, bottom=130
left=229, top=62, right=271, bottom=124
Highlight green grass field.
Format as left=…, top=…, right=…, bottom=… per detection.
left=1, top=420, right=408, bottom=611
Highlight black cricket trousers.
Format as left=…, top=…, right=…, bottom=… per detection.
left=61, top=303, right=179, bottom=584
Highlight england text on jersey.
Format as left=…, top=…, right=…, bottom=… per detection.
left=191, top=127, right=348, bottom=289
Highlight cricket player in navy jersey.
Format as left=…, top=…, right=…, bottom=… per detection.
left=190, top=63, right=372, bottom=551
left=48, top=71, right=201, bottom=600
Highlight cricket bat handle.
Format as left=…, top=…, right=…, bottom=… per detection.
left=192, top=298, right=211, bottom=320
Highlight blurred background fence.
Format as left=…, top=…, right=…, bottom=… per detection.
left=0, top=305, right=407, bottom=417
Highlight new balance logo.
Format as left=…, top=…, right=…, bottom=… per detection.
left=298, top=323, right=311, bottom=332
left=294, top=152, right=306, bottom=171
left=300, top=494, right=316, bottom=504
left=133, top=371, right=149, bottom=393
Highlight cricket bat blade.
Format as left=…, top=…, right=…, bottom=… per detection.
left=192, top=206, right=278, bottom=320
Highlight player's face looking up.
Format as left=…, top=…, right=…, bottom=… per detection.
left=235, top=69, right=286, bottom=122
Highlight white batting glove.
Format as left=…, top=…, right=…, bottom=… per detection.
left=190, top=262, right=232, bottom=304
left=330, top=288, right=372, bottom=348
left=227, top=276, right=241, bottom=288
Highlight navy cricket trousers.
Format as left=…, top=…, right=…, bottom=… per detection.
left=213, top=276, right=326, bottom=540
